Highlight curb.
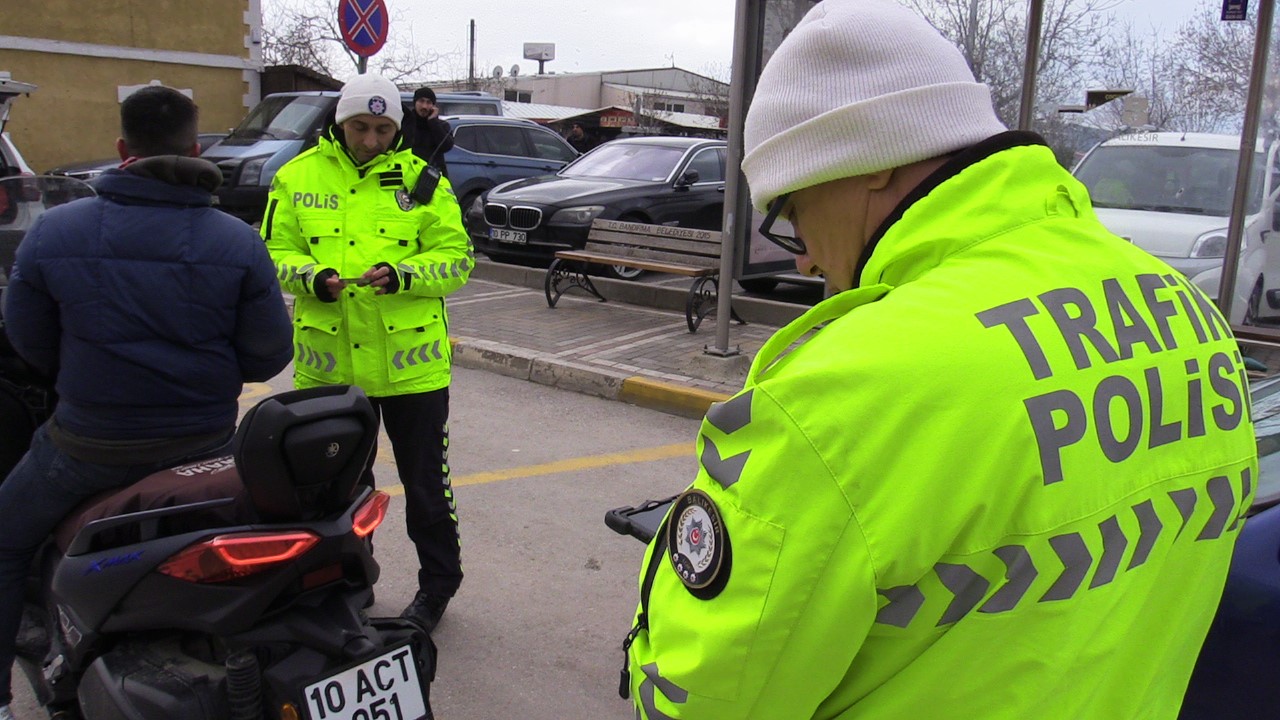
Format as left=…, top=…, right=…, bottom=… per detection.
left=450, top=336, right=730, bottom=418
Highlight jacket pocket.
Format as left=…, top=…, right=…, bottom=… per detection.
left=298, top=214, right=345, bottom=250
left=293, top=301, right=344, bottom=383
left=375, top=215, right=421, bottom=250
left=380, top=300, right=446, bottom=383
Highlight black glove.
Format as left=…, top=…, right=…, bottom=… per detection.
left=373, top=262, right=407, bottom=294
left=313, top=268, right=339, bottom=303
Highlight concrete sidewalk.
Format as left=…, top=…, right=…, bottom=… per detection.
left=447, top=260, right=807, bottom=417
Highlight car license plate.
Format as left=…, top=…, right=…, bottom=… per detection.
left=490, top=228, right=527, bottom=244
left=303, top=644, right=427, bottom=720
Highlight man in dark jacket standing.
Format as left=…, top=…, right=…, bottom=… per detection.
left=403, top=87, right=454, bottom=177
left=0, top=86, right=293, bottom=720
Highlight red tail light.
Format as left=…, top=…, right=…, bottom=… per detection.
left=352, top=491, right=390, bottom=538
left=157, top=531, right=320, bottom=583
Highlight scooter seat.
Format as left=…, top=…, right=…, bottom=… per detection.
left=53, top=454, right=258, bottom=554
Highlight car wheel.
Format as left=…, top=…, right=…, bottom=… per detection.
left=738, top=277, right=779, bottom=294
left=460, top=190, right=483, bottom=230
left=605, top=214, right=648, bottom=280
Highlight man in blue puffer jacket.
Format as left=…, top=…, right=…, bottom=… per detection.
left=0, top=85, right=293, bottom=720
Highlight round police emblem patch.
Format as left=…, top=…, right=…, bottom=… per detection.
left=368, top=96, right=388, bottom=116
left=395, top=189, right=416, bottom=211
left=666, top=489, right=731, bottom=599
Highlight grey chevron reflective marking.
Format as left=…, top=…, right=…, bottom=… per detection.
left=1169, top=487, right=1198, bottom=539
left=306, top=347, right=319, bottom=368
left=1232, top=467, right=1253, bottom=531
left=322, top=352, right=336, bottom=372
left=392, top=350, right=405, bottom=370
left=1089, top=516, right=1128, bottom=588
left=1127, top=500, right=1162, bottom=570
left=935, top=563, right=990, bottom=626
left=980, top=545, right=1038, bottom=614
left=398, top=262, right=419, bottom=277
left=639, top=664, right=685, bottom=719
left=1198, top=475, right=1234, bottom=541
left=700, top=435, right=749, bottom=488
left=418, top=344, right=431, bottom=364
left=875, top=585, right=925, bottom=628
left=706, top=390, right=753, bottom=434
left=438, top=262, right=449, bottom=279
left=460, top=257, right=472, bottom=273
left=1040, top=532, right=1092, bottom=602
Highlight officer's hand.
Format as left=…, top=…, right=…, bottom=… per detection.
left=313, top=269, right=342, bottom=303
left=368, top=263, right=400, bottom=295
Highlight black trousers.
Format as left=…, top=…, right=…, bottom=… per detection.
left=366, top=388, right=461, bottom=597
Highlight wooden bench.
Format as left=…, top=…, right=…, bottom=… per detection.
left=544, top=219, right=744, bottom=333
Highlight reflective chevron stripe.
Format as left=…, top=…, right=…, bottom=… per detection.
left=873, top=469, right=1246, bottom=629
left=700, top=436, right=749, bottom=489
left=391, top=340, right=444, bottom=370
left=294, top=342, right=336, bottom=372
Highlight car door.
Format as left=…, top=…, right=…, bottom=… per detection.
left=524, top=127, right=578, bottom=173
left=648, top=146, right=726, bottom=230
left=471, top=124, right=550, bottom=187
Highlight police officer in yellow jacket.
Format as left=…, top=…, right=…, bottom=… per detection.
left=624, top=1, right=1258, bottom=717
left=262, top=73, right=472, bottom=632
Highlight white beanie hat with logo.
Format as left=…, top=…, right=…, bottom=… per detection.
left=742, top=0, right=1006, bottom=211
left=335, top=73, right=402, bottom=130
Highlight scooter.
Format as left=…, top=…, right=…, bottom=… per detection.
left=1, top=176, right=436, bottom=720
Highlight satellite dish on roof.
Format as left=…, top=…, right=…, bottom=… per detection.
left=510, top=64, right=520, bottom=78
left=492, top=65, right=504, bottom=79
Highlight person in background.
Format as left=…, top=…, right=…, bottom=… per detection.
left=262, top=73, right=473, bottom=634
left=0, top=86, right=293, bottom=720
left=564, top=122, right=592, bottom=154
left=622, top=0, right=1258, bottom=717
left=403, top=86, right=454, bottom=178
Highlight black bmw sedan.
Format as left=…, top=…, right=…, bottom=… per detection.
left=467, top=136, right=727, bottom=279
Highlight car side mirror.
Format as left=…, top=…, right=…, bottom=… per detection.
left=676, top=169, right=700, bottom=188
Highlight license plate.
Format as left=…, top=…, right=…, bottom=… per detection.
left=303, top=644, right=427, bottom=720
left=489, top=228, right=527, bottom=244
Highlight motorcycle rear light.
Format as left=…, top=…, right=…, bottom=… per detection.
left=352, top=491, right=391, bottom=538
left=157, top=531, right=321, bottom=583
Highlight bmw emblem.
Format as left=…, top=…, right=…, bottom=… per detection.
left=368, top=96, right=387, bottom=116
left=326, top=442, right=340, bottom=458
left=666, top=489, right=731, bottom=599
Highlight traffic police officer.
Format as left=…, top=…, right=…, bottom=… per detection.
left=262, top=73, right=472, bottom=632
left=623, top=1, right=1258, bottom=717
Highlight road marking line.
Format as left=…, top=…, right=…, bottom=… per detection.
left=376, top=442, right=692, bottom=496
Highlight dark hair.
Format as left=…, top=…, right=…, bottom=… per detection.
left=413, top=87, right=437, bottom=103
left=120, top=86, right=199, bottom=157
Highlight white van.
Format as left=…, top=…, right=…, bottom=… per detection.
left=1072, top=131, right=1280, bottom=325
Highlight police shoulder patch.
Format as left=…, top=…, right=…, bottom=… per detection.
left=395, top=189, right=416, bottom=212
left=666, top=488, right=731, bottom=599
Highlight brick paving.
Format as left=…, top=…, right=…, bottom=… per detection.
left=447, top=277, right=781, bottom=396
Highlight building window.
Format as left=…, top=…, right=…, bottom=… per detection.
left=652, top=101, right=686, bottom=113
left=504, top=89, right=532, bottom=103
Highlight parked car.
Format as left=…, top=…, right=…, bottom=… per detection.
left=201, top=90, right=501, bottom=223
left=469, top=136, right=727, bottom=278
left=445, top=115, right=579, bottom=230
left=1, top=74, right=36, bottom=179
left=47, top=133, right=228, bottom=182
left=1071, top=132, right=1280, bottom=325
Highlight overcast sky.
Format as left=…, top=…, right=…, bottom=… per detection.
left=377, top=0, right=1205, bottom=83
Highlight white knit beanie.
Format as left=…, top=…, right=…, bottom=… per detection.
left=742, top=0, right=1006, bottom=211
left=335, top=73, right=402, bottom=130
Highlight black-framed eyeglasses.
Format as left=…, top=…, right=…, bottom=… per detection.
left=758, top=193, right=805, bottom=255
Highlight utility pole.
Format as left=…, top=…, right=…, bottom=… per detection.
left=468, top=20, right=476, bottom=90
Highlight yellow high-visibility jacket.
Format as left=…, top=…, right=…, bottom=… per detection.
left=262, top=131, right=472, bottom=397
left=628, top=134, right=1258, bottom=719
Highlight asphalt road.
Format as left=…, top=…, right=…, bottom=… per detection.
left=10, top=365, right=701, bottom=720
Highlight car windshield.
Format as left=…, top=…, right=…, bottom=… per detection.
left=229, top=95, right=331, bottom=141
left=561, top=144, right=686, bottom=182
left=1074, top=144, right=1265, bottom=216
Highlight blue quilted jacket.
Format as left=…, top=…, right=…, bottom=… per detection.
left=2, top=157, right=293, bottom=440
